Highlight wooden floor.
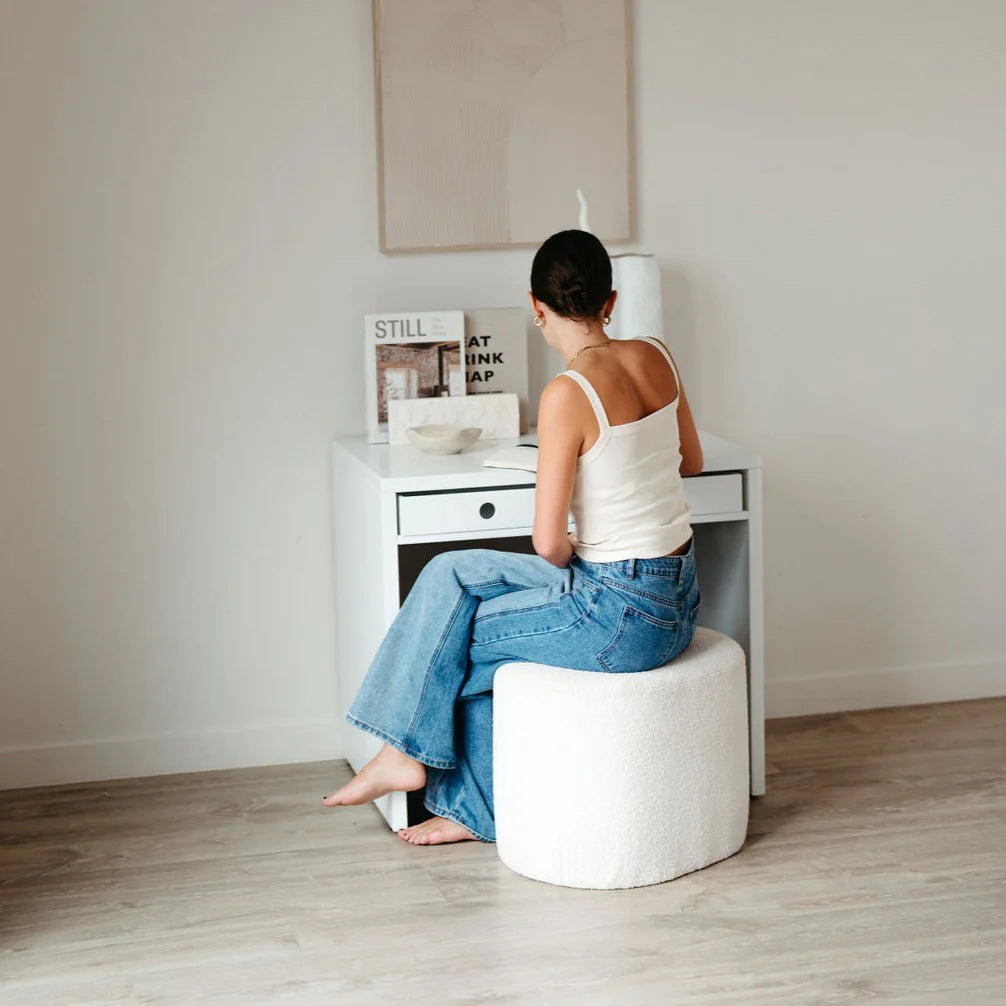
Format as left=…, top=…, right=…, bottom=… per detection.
left=2, top=699, right=1004, bottom=1005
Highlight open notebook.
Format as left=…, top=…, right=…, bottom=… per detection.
left=481, top=444, right=538, bottom=473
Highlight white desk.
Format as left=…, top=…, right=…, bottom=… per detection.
left=331, top=430, right=764, bottom=830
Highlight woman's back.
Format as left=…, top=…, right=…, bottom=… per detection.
left=564, top=338, right=681, bottom=450
left=562, top=337, right=692, bottom=561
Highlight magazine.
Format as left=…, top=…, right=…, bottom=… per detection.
left=364, top=311, right=466, bottom=443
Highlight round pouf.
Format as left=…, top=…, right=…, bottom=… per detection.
left=493, top=627, right=750, bottom=890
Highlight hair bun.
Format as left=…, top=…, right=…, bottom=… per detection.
left=558, top=278, right=589, bottom=316
left=530, top=230, right=612, bottom=322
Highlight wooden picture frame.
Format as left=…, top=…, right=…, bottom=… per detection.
left=372, top=0, right=634, bottom=253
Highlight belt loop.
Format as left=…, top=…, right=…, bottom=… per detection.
left=627, top=558, right=636, bottom=579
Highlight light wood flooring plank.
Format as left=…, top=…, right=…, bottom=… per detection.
left=2, top=698, right=1004, bottom=1005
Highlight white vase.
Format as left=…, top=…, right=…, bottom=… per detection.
left=609, top=254, right=662, bottom=341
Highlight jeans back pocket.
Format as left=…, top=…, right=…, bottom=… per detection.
left=595, top=605, right=681, bottom=673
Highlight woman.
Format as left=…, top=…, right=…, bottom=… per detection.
left=324, top=230, right=703, bottom=845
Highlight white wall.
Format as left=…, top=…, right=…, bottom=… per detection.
left=1, top=0, right=1003, bottom=788
left=635, top=0, right=1006, bottom=714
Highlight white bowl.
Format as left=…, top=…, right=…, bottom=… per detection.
left=405, top=424, right=482, bottom=455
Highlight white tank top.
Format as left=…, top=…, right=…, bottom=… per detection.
left=562, top=337, right=692, bottom=562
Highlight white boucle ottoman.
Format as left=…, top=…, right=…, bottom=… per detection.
left=493, top=627, right=750, bottom=890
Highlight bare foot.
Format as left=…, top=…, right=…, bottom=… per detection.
left=322, top=744, right=426, bottom=807
left=397, top=816, right=477, bottom=845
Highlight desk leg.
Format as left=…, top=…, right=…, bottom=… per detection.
left=332, top=459, right=410, bottom=830
left=691, top=504, right=766, bottom=795
left=745, top=469, right=766, bottom=795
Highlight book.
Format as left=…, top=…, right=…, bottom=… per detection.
left=364, top=311, right=466, bottom=443
left=482, top=444, right=538, bottom=473
left=464, top=308, right=530, bottom=433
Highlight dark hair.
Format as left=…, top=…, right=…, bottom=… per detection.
left=530, top=230, right=612, bottom=320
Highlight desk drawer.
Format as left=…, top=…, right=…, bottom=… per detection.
left=399, top=474, right=742, bottom=538
left=399, top=487, right=535, bottom=537
left=683, top=473, right=743, bottom=515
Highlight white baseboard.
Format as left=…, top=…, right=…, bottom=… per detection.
left=766, top=658, right=1006, bottom=719
left=6, top=662, right=1003, bottom=790
left=0, top=720, right=345, bottom=792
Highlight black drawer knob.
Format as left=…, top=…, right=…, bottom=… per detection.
left=479, top=502, right=496, bottom=520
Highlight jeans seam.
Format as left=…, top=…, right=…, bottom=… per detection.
left=402, top=585, right=472, bottom=752
left=473, top=597, right=566, bottom=624
left=463, top=576, right=537, bottom=594
left=471, top=610, right=588, bottom=647
left=345, top=712, right=456, bottom=770
left=423, top=796, right=495, bottom=843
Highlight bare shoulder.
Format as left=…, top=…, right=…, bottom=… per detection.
left=615, top=337, right=679, bottom=395
left=607, top=337, right=673, bottom=367
left=541, top=372, right=581, bottom=400
left=629, top=336, right=672, bottom=359
left=538, top=374, right=595, bottom=445
left=539, top=373, right=588, bottom=413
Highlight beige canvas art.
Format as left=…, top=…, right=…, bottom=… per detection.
left=374, top=0, right=633, bottom=252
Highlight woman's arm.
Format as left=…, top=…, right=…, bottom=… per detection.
left=532, top=377, right=583, bottom=567
left=675, top=376, right=703, bottom=476
left=654, top=342, right=702, bottom=476
left=644, top=338, right=702, bottom=475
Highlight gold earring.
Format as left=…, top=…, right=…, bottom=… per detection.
left=603, top=315, right=611, bottom=326
left=534, top=314, right=545, bottom=328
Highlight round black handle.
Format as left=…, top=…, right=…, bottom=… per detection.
left=479, top=502, right=496, bottom=520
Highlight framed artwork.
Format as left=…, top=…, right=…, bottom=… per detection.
left=373, top=0, right=633, bottom=252
left=364, top=311, right=466, bottom=442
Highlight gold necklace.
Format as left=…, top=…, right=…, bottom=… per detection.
left=566, top=337, right=612, bottom=368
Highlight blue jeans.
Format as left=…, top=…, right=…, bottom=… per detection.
left=346, top=540, right=700, bottom=842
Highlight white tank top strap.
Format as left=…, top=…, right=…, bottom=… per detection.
left=639, top=336, right=681, bottom=388
left=560, top=370, right=610, bottom=432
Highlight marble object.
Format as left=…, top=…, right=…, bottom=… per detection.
left=387, top=394, right=520, bottom=444
left=405, top=425, right=482, bottom=455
